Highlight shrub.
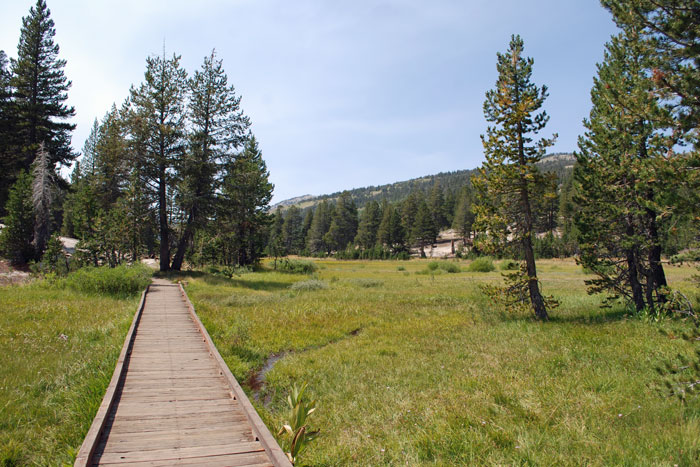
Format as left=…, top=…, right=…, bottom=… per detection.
left=467, top=257, right=495, bottom=272
left=500, top=260, right=520, bottom=271
left=350, top=278, right=383, bottom=288
left=277, top=259, right=318, bottom=274
left=64, top=264, right=152, bottom=298
left=426, top=261, right=461, bottom=273
left=397, top=266, right=406, bottom=271
left=290, top=279, right=328, bottom=291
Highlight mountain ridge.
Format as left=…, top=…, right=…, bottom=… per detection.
left=273, top=152, right=575, bottom=211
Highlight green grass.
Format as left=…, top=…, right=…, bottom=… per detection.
left=178, top=258, right=700, bottom=466
left=0, top=274, right=144, bottom=465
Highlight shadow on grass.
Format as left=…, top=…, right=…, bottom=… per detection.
left=154, top=270, right=291, bottom=292
left=493, top=307, right=629, bottom=325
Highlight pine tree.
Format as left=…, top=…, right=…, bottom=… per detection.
left=282, top=205, right=304, bottom=254
left=355, top=200, right=382, bottom=249
left=452, top=185, right=475, bottom=243
left=602, top=0, right=700, bottom=143
left=0, top=50, right=15, bottom=213
left=171, top=50, right=250, bottom=270
left=10, top=0, right=75, bottom=172
left=376, top=203, right=406, bottom=254
left=268, top=207, right=285, bottom=264
left=129, top=52, right=187, bottom=271
left=473, top=35, right=556, bottom=320
left=428, top=183, right=447, bottom=231
left=301, top=209, right=314, bottom=251
left=324, top=192, right=358, bottom=252
left=32, top=143, right=55, bottom=256
left=218, top=136, right=272, bottom=266
left=411, top=199, right=437, bottom=257
left=575, top=32, right=676, bottom=312
left=307, top=200, right=333, bottom=255
left=0, top=171, right=35, bottom=264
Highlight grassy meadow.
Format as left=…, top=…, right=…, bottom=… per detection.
left=1, top=259, right=698, bottom=465
left=0, top=271, right=146, bottom=466
left=179, top=258, right=700, bottom=466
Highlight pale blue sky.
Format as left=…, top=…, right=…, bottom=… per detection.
left=0, top=1, right=619, bottom=202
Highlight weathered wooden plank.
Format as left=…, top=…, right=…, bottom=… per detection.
left=93, top=441, right=265, bottom=464
left=95, top=451, right=272, bottom=466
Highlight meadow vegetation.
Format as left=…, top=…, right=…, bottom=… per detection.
left=175, top=258, right=700, bottom=465
left=0, top=266, right=146, bottom=465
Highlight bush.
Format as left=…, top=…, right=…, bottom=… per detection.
left=64, top=264, right=152, bottom=298
left=290, top=279, right=328, bottom=291
left=397, top=266, right=406, bottom=271
left=466, top=257, right=495, bottom=272
left=500, top=260, right=520, bottom=271
left=350, top=278, right=383, bottom=288
left=427, top=261, right=461, bottom=273
left=277, top=259, right=318, bottom=274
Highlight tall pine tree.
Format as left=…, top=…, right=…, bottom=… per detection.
left=129, top=52, right=187, bottom=271
left=473, top=35, right=556, bottom=320
left=10, top=0, right=75, bottom=172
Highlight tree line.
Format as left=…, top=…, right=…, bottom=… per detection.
left=0, top=0, right=273, bottom=271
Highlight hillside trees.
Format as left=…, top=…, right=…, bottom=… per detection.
left=306, top=200, right=333, bottom=255
left=355, top=200, right=382, bottom=249
left=473, top=35, right=556, bottom=320
left=324, top=192, right=358, bottom=251
left=576, top=32, right=678, bottom=312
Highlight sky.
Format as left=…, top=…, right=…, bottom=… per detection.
left=0, top=0, right=620, bottom=203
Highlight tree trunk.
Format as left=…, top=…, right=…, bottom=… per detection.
left=158, top=164, right=169, bottom=272
left=646, top=209, right=667, bottom=305
left=625, top=218, right=646, bottom=312
left=171, top=209, right=195, bottom=271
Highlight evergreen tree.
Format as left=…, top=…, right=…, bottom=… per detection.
left=32, top=143, right=55, bottom=256
left=355, top=200, right=382, bottom=249
left=171, top=50, right=250, bottom=270
left=473, top=35, right=556, bottom=320
left=10, top=0, right=75, bottom=172
left=575, top=32, right=675, bottom=312
left=411, top=199, right=437, bottom=257
left=400, top=192, right=419, bottom=243
left=307, top=200, right=333, bottom=255
left=94, top=106, right=128, bottom=209
left=602, top=0, right=700, bottom=144
left=452, top=185, right=475, bottom=243
left=428, top=183, right=447, bottom=230
left=217, top=136, right=272, bottom=265
left=282, top=205, right=304, bottom=254
left=80, top=119, right=99, bottom=177
left=0, top=50, right=15, bottom=213
left=376, top=203, right=406, bottom=254
left=301, top=209, right=314, bottom=251
left=129, top=52, right=187, bottom=271
left=324, top=192, right=358, bottom=252
left=0, top=171, right=35, bottom=264
left=268, top=207, right=285, bottom=263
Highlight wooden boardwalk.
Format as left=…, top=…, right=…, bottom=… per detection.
left=76, top=279, right=290, bottom=467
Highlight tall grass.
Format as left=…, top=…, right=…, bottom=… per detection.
left=180, top=258, right=700, bottom=465
left=0, top=277, right=140, bottom=465
left=63, top=264, right=151, bottom=298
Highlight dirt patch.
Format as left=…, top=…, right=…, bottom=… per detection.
left=0, top=260, right=31, bottom=286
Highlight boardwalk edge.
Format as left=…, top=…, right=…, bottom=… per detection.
left=178, top=282, right=293, bottom=467
left=74, top=285, right=149, bottom=467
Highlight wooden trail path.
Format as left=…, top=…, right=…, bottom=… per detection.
left=75, top=278, right=290, bottom=467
